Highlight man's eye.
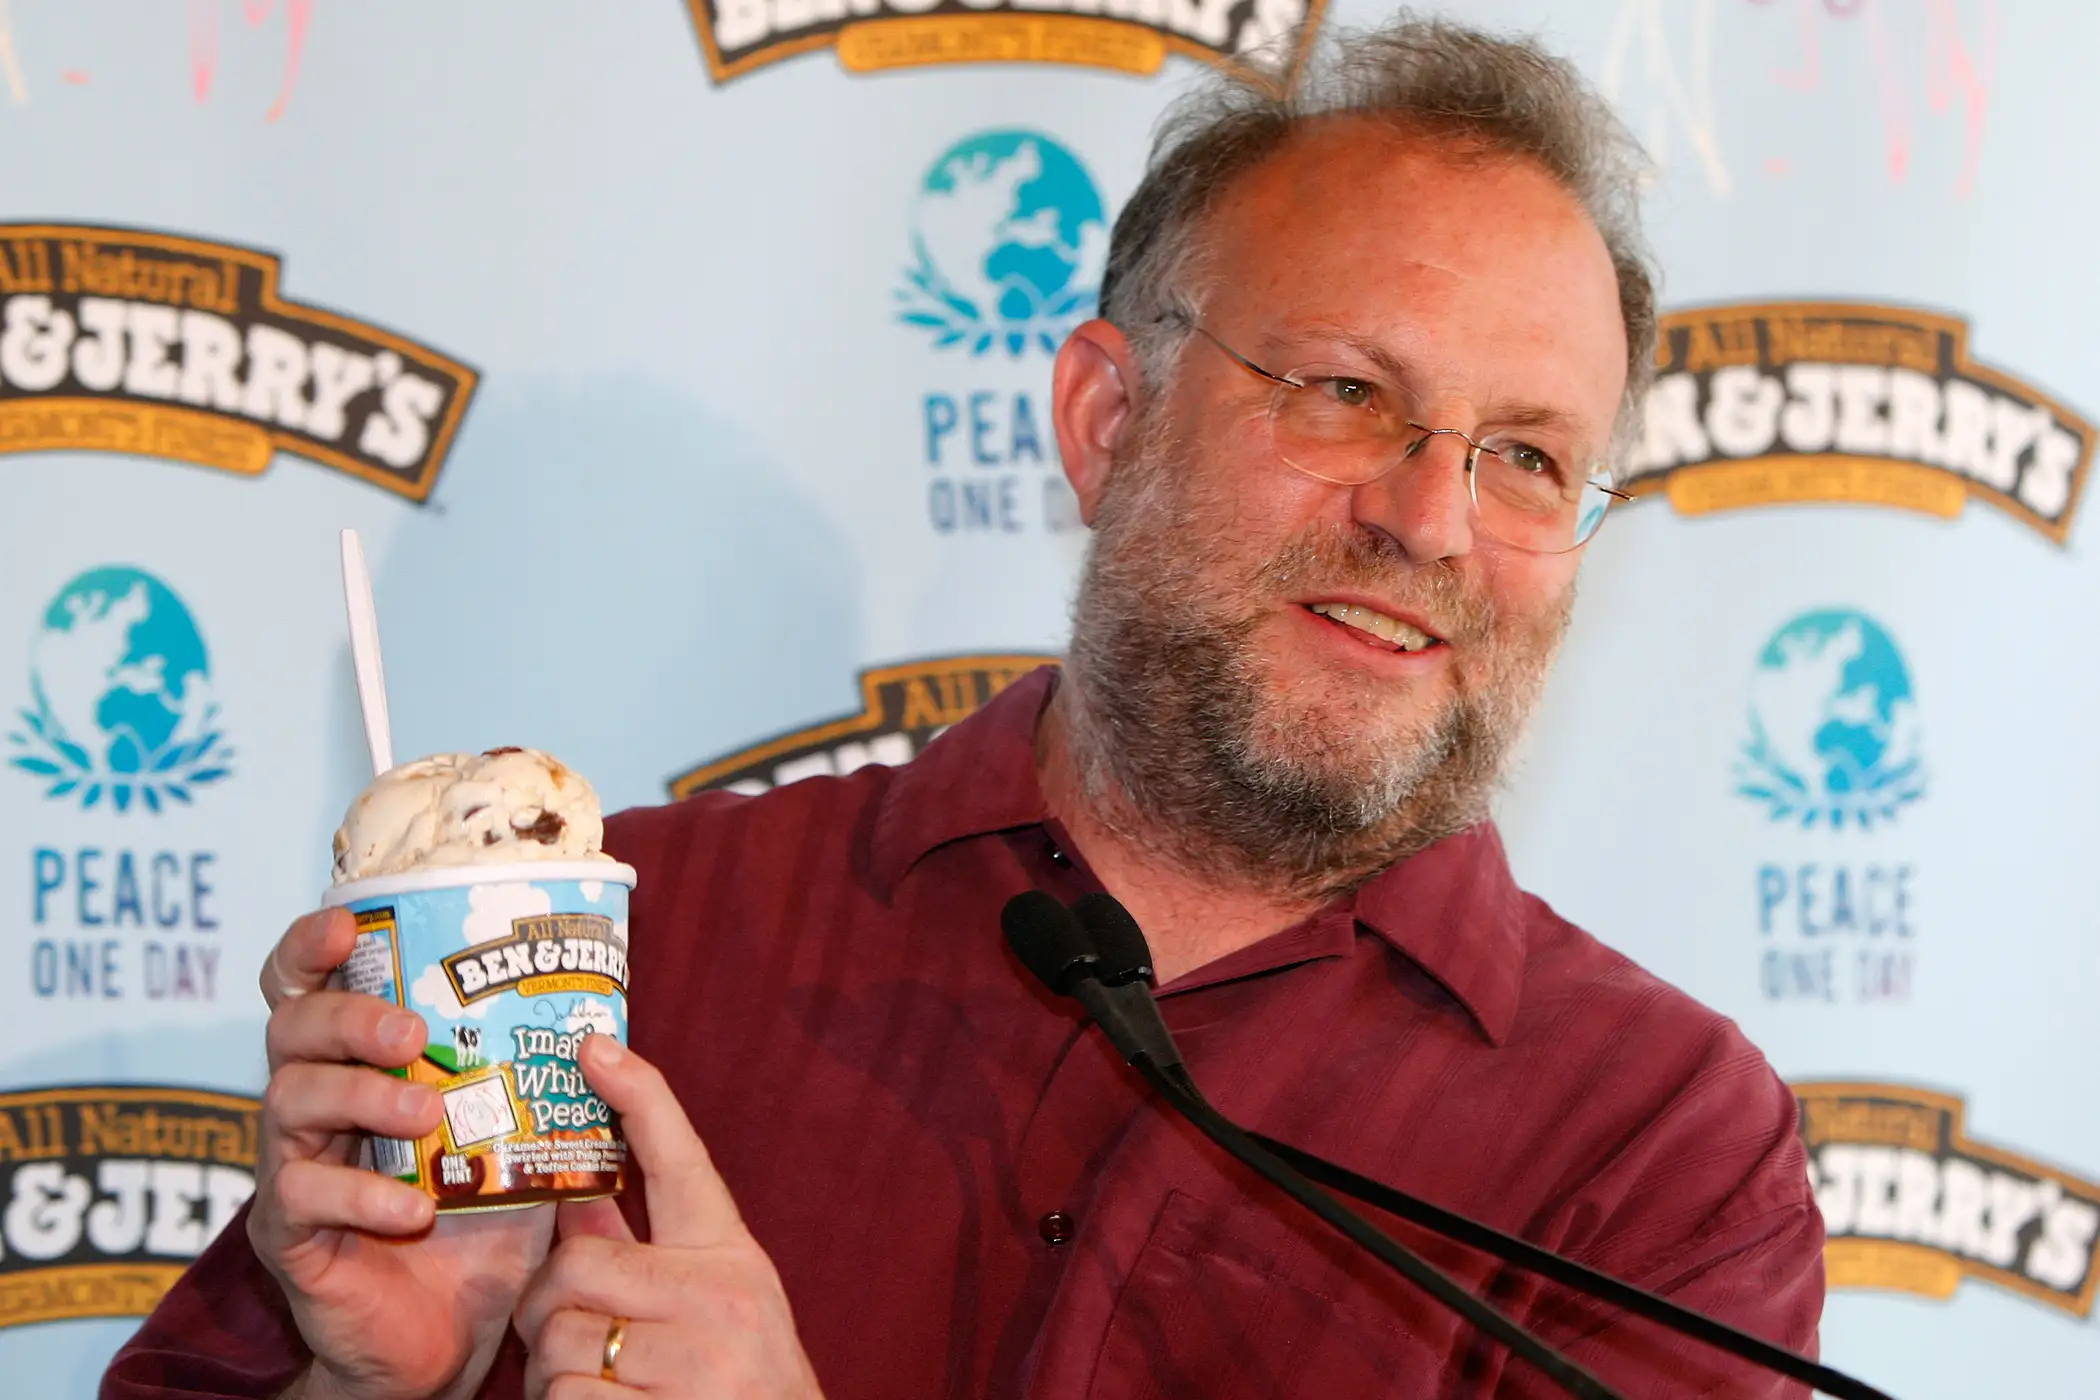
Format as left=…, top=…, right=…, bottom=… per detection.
left=1321, top=378, right=1377, bottom=409
left=1505, top=443, right=1555, bottom=476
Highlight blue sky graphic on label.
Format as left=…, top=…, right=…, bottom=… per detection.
left=8, top=566, right=233, bottom=814
left=896, top=130, right=1107, bottom=358
left=1735, top=608, right=1924, bottom=830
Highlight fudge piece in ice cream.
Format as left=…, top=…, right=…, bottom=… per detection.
left=332, top=747, right=614, bottom=883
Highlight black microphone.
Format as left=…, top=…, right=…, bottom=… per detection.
left=1004, top=888, right=1101, bottom=993
left=1070, top=892, right=1153, bottom=986
left=1002, top=892, right=1626, bottom=1400
left=1064, top=893, right=1900, bottom=1400
left=1067, top=892, right=1194, bottom=1098
left=1007, top=891, right=1188, bottom=1080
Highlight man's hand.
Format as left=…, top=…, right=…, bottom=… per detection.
left=512, top=1035, right=824, bottom=1399
left=251, top=909, right=555, bottom=1400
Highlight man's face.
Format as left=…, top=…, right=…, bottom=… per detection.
left=1059, top=121, right=1629, bottom=891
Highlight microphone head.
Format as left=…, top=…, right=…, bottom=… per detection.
left=1070, top=893, right=1155, bottom=987
left=1001, top=890, right=1100, bottom=997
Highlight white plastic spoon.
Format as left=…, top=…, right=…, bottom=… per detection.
left=339, top=528, right=395, bottom=777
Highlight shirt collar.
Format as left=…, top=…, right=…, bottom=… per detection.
left=867, top=664, right=1059, bottom=892
left=869, top=663, right=1528, bottom=1045
left=1349, top=823, right=1529, bottom=1047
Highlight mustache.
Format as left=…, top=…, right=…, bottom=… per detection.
left=1244, top=525, right=1499, bottom=646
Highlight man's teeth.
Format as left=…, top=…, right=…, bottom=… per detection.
left=1308, top=602, right=1438, bottom=652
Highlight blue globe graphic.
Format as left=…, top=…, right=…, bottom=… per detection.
left=1736, top=608, right=1925, bottom=828
left=9, top=566, right=232, bottom=812
left=898, top=130, right=1108, bottom=357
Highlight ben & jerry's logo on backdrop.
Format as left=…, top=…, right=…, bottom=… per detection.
left=669, top=654, right=1054, bottom=797
left=685, top=0, right=1322, bottom=85
left=0, top=1086, right=258, bottom=1329
left=9, top=566, right=233, bottom=815
left=1627, top=302, right=2093, bottom=544
left=1796, top=1082, right=2100, bottom=1318
left=0, top=225, right=476, bottom=502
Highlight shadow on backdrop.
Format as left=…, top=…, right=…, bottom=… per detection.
left=316, top=375, right=865, bottom=838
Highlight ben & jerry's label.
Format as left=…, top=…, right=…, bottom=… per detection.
left=1797, top=1081, right=2100, bottom=1317
left=685, top=0, right=1323, bottom=84
left=0, top=1086, right=258, bottom=1329
left=441, top=912, right=629, bottom=1005
left=1626, top=302, right=2093, bottom=543
left=0, top=224, right=476, bottom=502
left=335, top=880, right=630, bottom=1210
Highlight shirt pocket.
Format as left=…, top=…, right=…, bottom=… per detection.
left=1084, top=1188, right=1453, bottom=1400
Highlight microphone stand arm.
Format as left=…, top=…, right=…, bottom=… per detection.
left=1239, top=1132, right=1894, bottom=1400
left=1131, top=1055, right=1628, bottom=1400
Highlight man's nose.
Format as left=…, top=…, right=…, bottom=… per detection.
left=1348, top=432, right=1478, bottom=562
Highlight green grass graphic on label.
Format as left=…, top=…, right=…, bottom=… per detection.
left=422, top=1045, right=465, bottom=1074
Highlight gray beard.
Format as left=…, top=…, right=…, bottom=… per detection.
left=1059, top=421, right=1571, bottom=901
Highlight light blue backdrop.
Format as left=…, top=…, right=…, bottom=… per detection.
left=1, top=2, right=2091, bottom=1396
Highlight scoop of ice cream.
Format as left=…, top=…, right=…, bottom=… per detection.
left=332, top=747, right=613, bottom=883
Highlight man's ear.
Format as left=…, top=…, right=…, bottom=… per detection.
left=1052, top=319, right=1142, bottom=526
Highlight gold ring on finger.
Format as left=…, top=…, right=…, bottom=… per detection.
left=601, top=1315, right=629, bottom=1382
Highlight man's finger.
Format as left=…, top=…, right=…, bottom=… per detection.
left=525, top=1311, right=681, bottom=1398
left=534, top=1374, right=632, bottom=1400
left=262, top=1062, right=441, bottom=1164
left=266, top=990, right=426, bottom=1073
left=556, top=1196, right=637, bottom=1246
left=260, top=909, right=358, bottom=1011
left=251, top=1157, right=435, bottom=1256
left=513, top=1235, right=667, bottom=1343
left=577, top=1036, right=742, bottom=1251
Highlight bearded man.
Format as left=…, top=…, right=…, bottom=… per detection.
left=105, top=15, right=1824, bottom=1400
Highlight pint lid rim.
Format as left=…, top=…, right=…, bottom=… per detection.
left=322, top=860, right=639, bottom=906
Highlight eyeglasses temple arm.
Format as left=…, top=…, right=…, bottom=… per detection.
left=1159, top=312, right=1299, bottom=389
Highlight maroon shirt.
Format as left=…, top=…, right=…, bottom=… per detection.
left=105, top=667, right=1822, bottom=1399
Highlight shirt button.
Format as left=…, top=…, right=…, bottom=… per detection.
left=1038, top=1210, right=1075, bottom=1245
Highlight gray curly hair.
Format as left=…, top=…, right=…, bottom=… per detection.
left=1099, top=13, right=1658, bottom=450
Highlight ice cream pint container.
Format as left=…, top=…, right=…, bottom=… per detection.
left=321, top=860, right=637, bottom=1211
